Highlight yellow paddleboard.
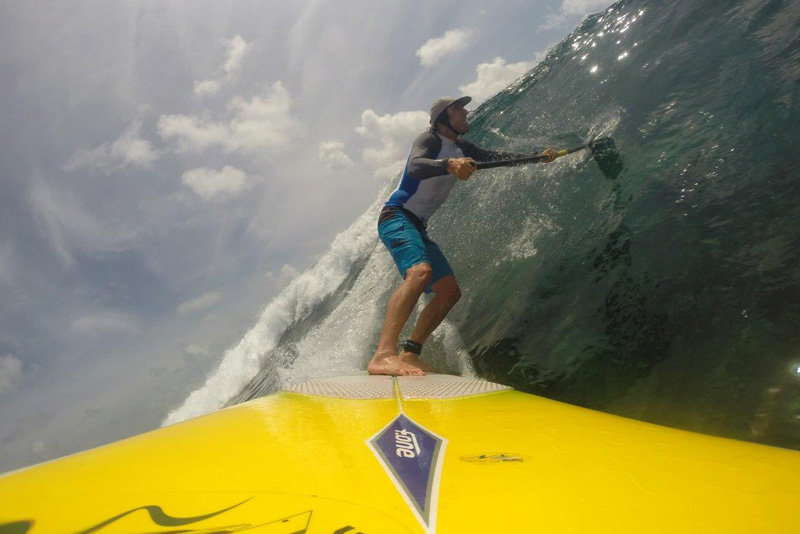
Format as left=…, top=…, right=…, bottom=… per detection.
left=1, top=374, right=799, bottom=533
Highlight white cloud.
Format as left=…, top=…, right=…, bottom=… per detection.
left=159, top=81, right=304, bottom=156
left=560, top=0, right=614, bottom=16
left=64, top=119, right=159, bottom=174
left=265, top=264, right=299, bottom=288
left=194, top=35, right=251, bottom=97
left=0, top=355, right=23, bottom=395
left=416, top=28, right=476, bottom=67
left=182, top=344, right=209, bottom=356
left=221, top=35, right=250, bottom=76
left=459, top=57, right=540, bottom=105
left=355, top=109, right=429, bottom=180
left=72, top=312, right=139, bottom=335
left=156, top=115, right=228, bottom=152
left=193, top=79, right=223, bottom=98
left=177, top=291, right=222, bottom=315
left=181, top=165, right=252, bottom=201
left=542, top=0, right=613, bottom=30
left=318, top=141, right=354, bottom=171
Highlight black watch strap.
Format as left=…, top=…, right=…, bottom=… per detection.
left=402, top=340, right=422, bottom=355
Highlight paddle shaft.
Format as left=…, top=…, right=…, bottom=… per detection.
left=474, top=142, right=593, bottom=170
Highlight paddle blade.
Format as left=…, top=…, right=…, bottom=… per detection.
left=589, top=137, right=624, bottom=179
left=588, top=137, right=615, bottom=152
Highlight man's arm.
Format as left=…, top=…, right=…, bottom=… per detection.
left=405, top=131, right=449, bottom=179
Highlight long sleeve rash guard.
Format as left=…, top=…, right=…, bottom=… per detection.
left=384, top=130, right=532, bottom=225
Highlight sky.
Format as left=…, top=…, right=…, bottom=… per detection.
left=0, top=0, right=613, bottom=472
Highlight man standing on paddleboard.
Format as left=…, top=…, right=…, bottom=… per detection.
left=368, top=96, right=557, bottom=376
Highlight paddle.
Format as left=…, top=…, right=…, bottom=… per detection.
left=474, top=137, right=618, bottom=171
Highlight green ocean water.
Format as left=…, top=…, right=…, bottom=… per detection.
left=431, top=0, right=800, bottom=448
left=225, top=0, right=800, bottom=450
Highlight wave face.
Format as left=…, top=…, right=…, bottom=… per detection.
left=166, top=0, right=800, bottom=449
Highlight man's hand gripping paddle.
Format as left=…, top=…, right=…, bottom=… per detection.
left=474, top=137, right=622, bottom=179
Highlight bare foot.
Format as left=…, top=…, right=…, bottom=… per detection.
left=368, top=352, right=425, bottom=376
left=398, top=351, right=439, bottom=373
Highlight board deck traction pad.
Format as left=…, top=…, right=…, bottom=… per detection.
left=283, top=374, right=510, bottom=399
left=286, top=374, right=510, bottom=533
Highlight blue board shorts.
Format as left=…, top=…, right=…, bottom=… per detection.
left=378, top=208, right=454, bottom=294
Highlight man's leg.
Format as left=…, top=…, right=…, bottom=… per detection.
left=367, top=263, right=433, bottom=376
left=398, top=275, right=462, bottom=372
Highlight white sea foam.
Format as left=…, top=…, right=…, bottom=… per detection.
left=279, top=249, right=397, bottom=386
left=162, top=196, right=385, bottom=426
left=431, top=319, right=477, bottom=377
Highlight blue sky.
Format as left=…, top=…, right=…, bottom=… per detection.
left=0, top=0, right=612, bottom=472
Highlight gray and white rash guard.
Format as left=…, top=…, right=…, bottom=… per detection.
left=384, top=130, right=531, bottom=225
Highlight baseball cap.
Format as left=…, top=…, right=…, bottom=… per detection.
left=430, top=96, right=472, bottom=124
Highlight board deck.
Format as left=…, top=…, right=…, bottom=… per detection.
left=1, top=374, right=799, bottom=533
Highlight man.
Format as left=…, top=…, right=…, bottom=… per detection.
left=367, top=96, right=557, bottom=376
